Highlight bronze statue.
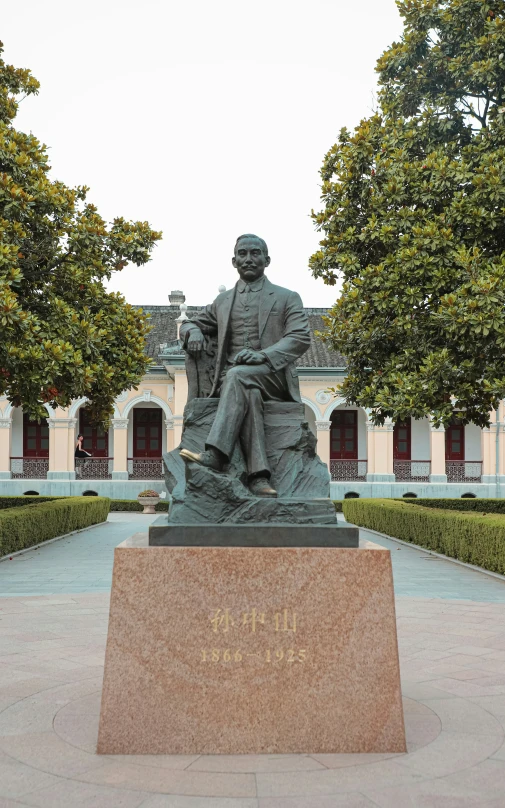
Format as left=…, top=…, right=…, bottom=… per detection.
left=179, top=234, right=311, bottom=498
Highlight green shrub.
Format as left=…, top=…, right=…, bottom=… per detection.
left=342, top=498, right=505, bottom=575
left=0, top=496, right=169, bottom=514
left=0, top=497, right=111, bottom=557
left=0, top=495, right=61, bottom=510
left=109, top=499, right=169, bottom=512
left=405, top=498, right=505, bottom=515
left=333, top=500, right=344, bottom=513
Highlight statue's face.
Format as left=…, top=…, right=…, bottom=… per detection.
left=232, top=237, right=270, bottom=283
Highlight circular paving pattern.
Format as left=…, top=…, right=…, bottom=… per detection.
left=0, top=674, right=503, bottom=805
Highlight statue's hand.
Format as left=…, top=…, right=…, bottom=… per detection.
left=187, top=328, right=204, bottom=355
left=234, top=349, right=266, bottom=365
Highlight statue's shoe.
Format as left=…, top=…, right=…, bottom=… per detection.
left=179, top=448, right=223, bottom=472
left=249, top=477, right=278, bottom=498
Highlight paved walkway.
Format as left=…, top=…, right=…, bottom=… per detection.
left=0, top=515, right=504, bottom=807
left=0, top=514, right=157, bottom=596
left=2, top=514, right=504, bottom=602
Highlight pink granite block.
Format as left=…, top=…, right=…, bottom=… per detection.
left=97, top=536, right=406, bottom=755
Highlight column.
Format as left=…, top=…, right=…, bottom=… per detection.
left=429, top=422, right=447, bottom=483
left=47, top=417, right=77, bottom=480
left=497, top=404, right=505, bottom=483
left=112, top=418, right=129, bottom=480
left=165, top=418, right=175, bottom=453
left=481, top=424, right=496, bottom=484
left=173, top=367, right=188, bottom=447
left=366, top=422, right=395, bottom=482
left=315, top=420, right=331, bottom=471
left=0, top=416, right=12, bottom=479
left=366, top=423, right=375, bottom=476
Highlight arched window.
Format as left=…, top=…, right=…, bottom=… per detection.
left=344, top=491, right=360, bottom=499
left=82, top=490, right=98, bottom=496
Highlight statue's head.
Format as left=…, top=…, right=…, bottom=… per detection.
left=232, top=234, right=270, bottom=283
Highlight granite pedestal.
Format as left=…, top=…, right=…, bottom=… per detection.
left=148, top=517, right=359, bottom=547
left=97, top=531, right=405, bottom=755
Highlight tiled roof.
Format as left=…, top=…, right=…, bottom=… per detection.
left=138, top=306, right=346, bottom=368
left=296, top=315, right=346, bottom=368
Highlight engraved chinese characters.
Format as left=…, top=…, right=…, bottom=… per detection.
left=202, top=607, right=306, bottom=664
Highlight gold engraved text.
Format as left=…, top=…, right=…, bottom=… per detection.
left=275, top=609, right=297, bottom=633
left=201, top=649, right=306, bottom=663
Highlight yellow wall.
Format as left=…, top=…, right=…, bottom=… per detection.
left=0, top=376, right=501, bottom=482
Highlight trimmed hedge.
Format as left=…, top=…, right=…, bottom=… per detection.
left=333, top=500, right=344, bottom=513
left=405, top=498, right=505, bottom=515
left=0, top=496, right=169, bottom=513
left=342, top=498, right=505, bottom=575
left=110, top=499, right=169, bottom=512
left=0, top=497, right=111, bottom=557
left=0, top=495, right=61, bottom=510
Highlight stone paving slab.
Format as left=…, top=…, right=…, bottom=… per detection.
left=0, top=515, right=505, bottom=805
left=2, top=514, right=505, bottom=602
left=0, top=514, right=158, bottom=596
left=0, top=592, right=504, bottom=807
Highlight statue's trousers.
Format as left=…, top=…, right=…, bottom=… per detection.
left=206, top=363, right=287, bottom=478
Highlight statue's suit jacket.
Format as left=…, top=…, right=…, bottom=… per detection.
left=179, top=277, right=311, bottom=402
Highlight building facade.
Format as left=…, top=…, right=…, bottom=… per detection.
left=0, top=290, right=504, bottom=500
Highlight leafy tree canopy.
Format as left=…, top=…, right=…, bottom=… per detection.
left=310, top=0, right=505, bottom=428
left=0, top=42, right=161, bottom=424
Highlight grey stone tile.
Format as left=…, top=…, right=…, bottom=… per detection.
left=21, top=779, right=149, bottom=808
left=0, top=750, right=60, bottom=799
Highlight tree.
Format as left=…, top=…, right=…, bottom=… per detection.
left=0, top=42, right=162, bottom=425
left=310, top=0, right=505, bottom=428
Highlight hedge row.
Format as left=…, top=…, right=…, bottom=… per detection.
left=0, top=495, right=61, bottom=510
left=109, top=499, right=169, bottom=512
left=333, top=500, right=344, bottom=513
left=0, top=496, right=169, bottom=513
left=405, top=498, right=505, bottom=514
left=0, top=497, right=111, bottom=557
left=342, top=498, right=505, bottom=574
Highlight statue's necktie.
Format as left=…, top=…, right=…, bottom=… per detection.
left=243, top=284, right=251, bottom=347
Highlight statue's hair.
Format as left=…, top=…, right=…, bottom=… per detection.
left=234, top=234, right=269, bottom=256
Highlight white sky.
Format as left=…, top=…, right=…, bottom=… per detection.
left=2, top=0, right=402, bottom=308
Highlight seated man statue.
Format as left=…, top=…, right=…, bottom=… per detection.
left=179, top=234, right=311, bottom=498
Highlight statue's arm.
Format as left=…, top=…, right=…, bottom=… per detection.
left=179, top=303, right=218, bottom=349
left=261, top=291, right=310, bottom=371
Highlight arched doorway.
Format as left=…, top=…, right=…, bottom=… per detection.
left=128, top=404, right=165, bottom=480
left=79, top=408, right=109, bottom=456
left=329, top=407, right=367, bottom=481
left=10, top=409, right=49, bottom=479
left=75, top=407, right=112, bottom=479
left=393, top=418, right=430, bottom=482
left=445, top=419, right=482, bottom=482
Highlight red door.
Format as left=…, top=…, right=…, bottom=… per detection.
left=446, top=421, right=465, bottom=460
left=394, top=420, right=411, bottom=460
left=330, top=411, right=357, bottom=459
left=23, top=414, right=49, bottom=457
left=79, top=409, right=109, bottom=457
left=133, top=409, right=162, bottom=457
